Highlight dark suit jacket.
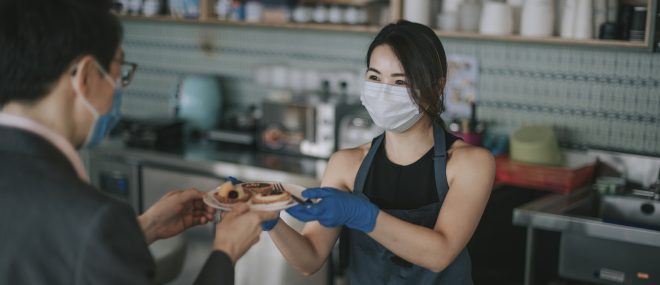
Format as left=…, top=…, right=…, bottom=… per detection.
left=0, top=126, right=233, bottom=285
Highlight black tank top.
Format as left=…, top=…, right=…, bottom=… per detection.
left=363, top=132, right=460, bottom=210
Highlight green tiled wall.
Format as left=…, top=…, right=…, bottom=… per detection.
left=121, top=20, right=660, bottom=156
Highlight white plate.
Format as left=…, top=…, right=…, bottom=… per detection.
left=203, top=182, right=306, bottom=211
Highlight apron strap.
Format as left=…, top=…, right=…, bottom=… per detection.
left=353, top=133, right=384, bottom=194
left=432, top=123, right=450, bottom=205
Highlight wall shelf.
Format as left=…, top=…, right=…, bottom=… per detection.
left=119, top=15, right=381, bottom=33
left=433, top=30, right=650, bottom=49
left=119, top=0, right=657, bottom=51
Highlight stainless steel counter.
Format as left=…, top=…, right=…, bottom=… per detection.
left=513, top=187, right=660, bottom=285
left=90, top=139, right=325, bottom=188
left=87, top=139, right=329, bottom=285
left=513, top=187, right=660, bottom=247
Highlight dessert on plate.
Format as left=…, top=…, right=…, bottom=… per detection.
left=251, top=186, right=292, bottom=204
left=213, top=181, right=251, bottom=204
left=240, top=182, right=275, bottom=194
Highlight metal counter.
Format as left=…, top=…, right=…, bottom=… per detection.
left=90, top=139, right=325, bottom=188
left=513, top=187, right=660, bottom=285
left=87, top=140, right=329, bottom=285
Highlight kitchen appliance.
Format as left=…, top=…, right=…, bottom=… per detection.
left=559, top=232, right=660, bottom=284
left=337, top=108, right=382, bottom=149
left=258, top=99, right=373, bottom=158
left=176, top=75, right=222, bottom=132
left=112, top=117, right=184, bottom=150
left=259, top=99, right=336, bottom=158
left=599, top=177, right=660, bottom=231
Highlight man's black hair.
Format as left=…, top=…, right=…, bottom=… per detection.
left=0, top=0, right=123, bottom=106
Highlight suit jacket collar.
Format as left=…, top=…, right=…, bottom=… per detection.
left=0, top=126, right=81, bottom=181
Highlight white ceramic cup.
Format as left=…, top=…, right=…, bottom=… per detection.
left=404, top=0, right=431, bottom=25
left=458, top=1, right=481, bottom=32
left=437, top=12, right=458, bottom=31
left=244, top=1, right=263, bottom=22
left=313, top=5, right=328, bottom=23
left=142, top=0, right=160, bottom=17
left=344, top=6, right=359, bottom=24
left=328, top=5, right=343, bottom=24
left=292, top=6, right=312, bottom=23
left=520, top=0, right=554, bottom=37
left=479, top=2, right=514, bottom=35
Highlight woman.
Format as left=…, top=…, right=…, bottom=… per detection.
left=267, top=20, right=495, bottom=284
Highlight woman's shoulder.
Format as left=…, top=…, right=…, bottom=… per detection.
left=322, top=142, right=373, bottom=190
left=446, top=140, right=495, bottom=179
left=329, top=142, right=372, bottom=168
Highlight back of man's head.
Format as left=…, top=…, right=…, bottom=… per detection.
left=0, top=0, right=123, bottom=106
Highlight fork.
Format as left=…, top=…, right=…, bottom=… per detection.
left=275, top=182, right=312, bottom=208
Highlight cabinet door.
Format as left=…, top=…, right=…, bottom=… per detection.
left=141, top=166, right=223, bottom=209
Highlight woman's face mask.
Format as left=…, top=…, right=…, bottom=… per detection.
left=360, top=81, right=422, bottom=133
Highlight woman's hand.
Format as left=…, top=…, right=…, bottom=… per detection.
left=286, top=187, right=380, bottom=233
left=138, top=188, right=215, bottom=244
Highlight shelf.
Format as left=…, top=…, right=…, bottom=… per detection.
left=118, top=0, right=657, bottom=51
left=433, top=30, right=650, bottom=49
left=118, top=15, right=381, bottom=33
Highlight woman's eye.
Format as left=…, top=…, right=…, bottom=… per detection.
left=368, top=75, right=380, bottom=81
left=395, top=80, right=408, bottom=85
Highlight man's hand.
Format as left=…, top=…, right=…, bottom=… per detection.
left=213, top=203, right=271, bottom=264
left=138, top=188, right=216, bottom=244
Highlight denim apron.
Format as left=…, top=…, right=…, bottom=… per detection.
left=345, top=124, right=473, bottom=284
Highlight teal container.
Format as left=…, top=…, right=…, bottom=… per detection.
left=177, top=75, right=222, bottom=131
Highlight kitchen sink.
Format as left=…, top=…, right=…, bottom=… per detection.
left=513, top=187, right=660, bottom=285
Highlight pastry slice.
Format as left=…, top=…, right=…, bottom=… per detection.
left=251, top=187, right=291, bottom=204
left=213, top=181, right=251, bottom=204
left=240, top=182, right=274, bottom=195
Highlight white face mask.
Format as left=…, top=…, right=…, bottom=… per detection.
left=360, top=81, right=423, bottom=133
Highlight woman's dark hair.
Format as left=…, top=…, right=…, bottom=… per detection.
left=366, top=20, right=448, bottom=123
left=0, top=0, right=123, bottom=106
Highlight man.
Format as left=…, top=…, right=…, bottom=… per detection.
left=0, top=0, right=267, bottom=284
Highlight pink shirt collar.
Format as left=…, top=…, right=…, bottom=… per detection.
left=0, top=112, right=90, bottom=182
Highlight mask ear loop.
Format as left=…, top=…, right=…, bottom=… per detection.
left=70, top=61, right=101, bottom=119
left=92, top=61, right=119, bottom=90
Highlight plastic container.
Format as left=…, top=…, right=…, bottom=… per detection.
left=495, top=151, right=596, bottom=194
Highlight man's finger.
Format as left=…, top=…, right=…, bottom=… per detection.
left=193, top=199, right=205, bottom=208
left=252, top=210, right=279, bottom=221
left=229, top=203, right=249, bottom=215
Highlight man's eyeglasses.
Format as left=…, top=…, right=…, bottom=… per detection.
left=119, top=61, right=138, bottom=88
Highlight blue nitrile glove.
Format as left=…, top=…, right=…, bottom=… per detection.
left=225, top=176, right=279, bottom=231
left=261, top=212, right=280, bottom=231
left=286, top=187, right=380, bottom=233
left=225, top=176, right=242, bottom=185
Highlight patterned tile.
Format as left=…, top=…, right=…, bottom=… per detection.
left=120, top=20, right=660, bottom=156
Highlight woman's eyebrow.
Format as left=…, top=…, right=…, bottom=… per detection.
left=367, top=67, right=381, bottom=74
left=391, top=73, right=405, bottom=77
